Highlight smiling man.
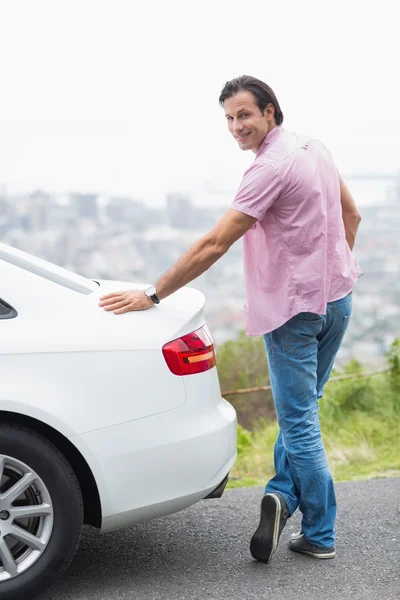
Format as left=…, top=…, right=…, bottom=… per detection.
left=99, top=75, right=362, bottom=564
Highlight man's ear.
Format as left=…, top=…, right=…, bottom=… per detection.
left=264, top=103, right=275, bottom=121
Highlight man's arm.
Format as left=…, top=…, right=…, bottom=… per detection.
left=340, top=179, right=362, bottom=250
left=99, top=209, right=257, bottom=314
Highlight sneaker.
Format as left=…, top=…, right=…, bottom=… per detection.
left=289, top=532, right=336, bottom=559
left=250, top=492, right=290, bottom=563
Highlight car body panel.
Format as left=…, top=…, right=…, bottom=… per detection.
left=0, top=255, right=208, bottom=354
left=1, top=351, right=187, bottom=434
left=0, top=242, right=237, bottom=534
left=72, top=373, right=237, bottom=532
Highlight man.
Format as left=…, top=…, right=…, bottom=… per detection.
left=99, top=75, right=361, bottom=563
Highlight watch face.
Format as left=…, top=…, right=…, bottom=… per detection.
left=146, top=286, right=156, bottom=296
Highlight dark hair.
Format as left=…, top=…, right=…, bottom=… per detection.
left=219, top=75, right=284, bottom=126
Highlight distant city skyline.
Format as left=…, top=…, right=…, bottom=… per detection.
left=1, top=174, right=398, bottom=211
left=1, top=177, right=398, bottom=362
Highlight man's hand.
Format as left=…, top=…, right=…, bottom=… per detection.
left=99, top=290, right=154, bottom=314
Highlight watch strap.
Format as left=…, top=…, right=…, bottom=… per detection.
left=149, top=291, right=160, bottom=304
left=145, top=287, right=160, bottom=304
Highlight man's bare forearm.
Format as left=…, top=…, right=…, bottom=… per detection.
left=342, top=212, right=361, bottom=250
left=340, top=179, right=361, bottom=251
left=155, top=235, right=226, bottom=300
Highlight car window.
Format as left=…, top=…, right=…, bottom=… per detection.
left=0, top=297, right=18, bottom=319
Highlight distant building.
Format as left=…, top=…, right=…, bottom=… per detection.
left=106, top=196, right=147, bottom=230
left=0, top=196, right=8, bottom=233
left=166, top=193, right=195, bottom=229
left=106, top=196, right=133, bottom=223
left=0, top=184, right=7, bottom=217
left=29, top=190, right=52, bottom=233
left=0, top=186, right=18, bottom=230
left=71, top=193, right=99, bottom=220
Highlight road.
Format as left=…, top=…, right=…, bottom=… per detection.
left=41, top=478, right=400, bottom=600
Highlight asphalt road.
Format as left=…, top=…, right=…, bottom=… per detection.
left=41, top=478, right=400, bottom=600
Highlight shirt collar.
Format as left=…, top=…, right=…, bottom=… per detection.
left=256, top=125, right=283, bottom=157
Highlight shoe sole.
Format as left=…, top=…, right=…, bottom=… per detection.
left=250, top=493, right=281, bottom=563
left=289, top=545, right=336, bottom=559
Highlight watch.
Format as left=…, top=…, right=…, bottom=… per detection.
left=144, top=286, right=160, bottom=305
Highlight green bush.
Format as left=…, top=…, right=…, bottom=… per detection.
left=387, top=338, right=400, bottom=407
left=236, top=424, right=252, bottom=458
left=217, top=331, right=268, bottom=391
left=221, top=336, right=400, bottom=488
left=216, top=332, right=275, bottom=429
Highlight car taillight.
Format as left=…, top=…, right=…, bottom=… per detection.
left=162, top=325, right=217, bottom=376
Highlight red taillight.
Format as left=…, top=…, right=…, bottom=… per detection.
left=162, top=326, right=216, bottom=376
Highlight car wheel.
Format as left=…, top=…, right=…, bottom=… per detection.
left=0, top=422, right=83, bottom=599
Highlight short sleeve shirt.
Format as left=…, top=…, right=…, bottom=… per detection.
left=231, top=126, right=362, bottom=335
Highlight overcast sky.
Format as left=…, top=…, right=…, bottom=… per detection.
left=0, top=0, right=399, bottom=205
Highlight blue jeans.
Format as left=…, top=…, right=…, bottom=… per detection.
left=263, top=294, right=352, bottom=548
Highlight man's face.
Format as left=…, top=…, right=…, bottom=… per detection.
left=224, top=90, right=274, bottom=153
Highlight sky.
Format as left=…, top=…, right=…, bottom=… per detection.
left=0, top=0, right=399, bottom=206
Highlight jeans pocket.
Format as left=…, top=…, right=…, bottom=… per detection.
left=281, top=316, right=324, bottom=360
left=292, top=312, right=323, bottom=323
left=332, top=315, right=351, bottom=354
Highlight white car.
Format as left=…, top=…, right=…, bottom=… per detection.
left=0, top=242, right=237, bottom=600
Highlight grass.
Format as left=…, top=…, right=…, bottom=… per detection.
left=227, top=412, right=400, bottom=489
left=222, top=339, right=400, bottom=489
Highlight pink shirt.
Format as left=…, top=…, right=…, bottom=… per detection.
left=231, top=126, right=362, bottom=336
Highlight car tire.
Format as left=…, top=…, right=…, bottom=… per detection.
left=0, top=422, right=84, bottom=599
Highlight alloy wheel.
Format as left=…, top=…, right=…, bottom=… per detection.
left=0, top=454, right=54, bottom=581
